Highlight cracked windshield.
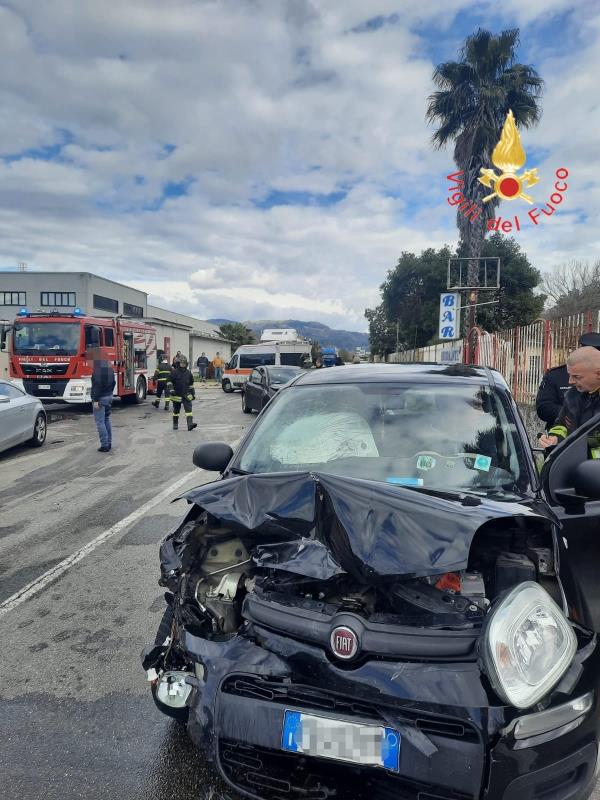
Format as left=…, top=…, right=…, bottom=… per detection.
left=239, top=382, right=529, bottom=496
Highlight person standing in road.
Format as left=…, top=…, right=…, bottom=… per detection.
left=172, top=350, right=183, bottom=368
left=152, top=355, right=172, bottom=410
left=196, top=352, right=209, bottom=383
left=167, top=355, right=198, bottom=431
left=539, top=347, right=600, bottom=449
left=212, top=352, right=224, bottom=383
left=536, top=332, right=600, bottom=429
left=91, top=349, right=116, bottom=452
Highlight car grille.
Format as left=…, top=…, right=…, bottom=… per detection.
left=218, top=740, right=474, bottom=800
left=221, top=676, right=478, bottom=742
left=23, top=379, right=68, bottom=398
left=21, top=364, right=68, bottom=375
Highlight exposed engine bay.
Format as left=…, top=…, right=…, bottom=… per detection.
left=167, top=511, right=559, bottom=638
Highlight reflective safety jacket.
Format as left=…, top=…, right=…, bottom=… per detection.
left=549, top=386, right=600, bottom=441
left=154, top=359, right=172, bottom=385
left=167, top=367, right=195, bottom=401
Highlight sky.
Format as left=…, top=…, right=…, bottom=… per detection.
left=0, top=0, right=599, bottom=332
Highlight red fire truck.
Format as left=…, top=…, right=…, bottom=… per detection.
left=6, top=309, right=158, bottom=404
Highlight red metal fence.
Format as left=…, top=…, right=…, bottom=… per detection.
left=387, top=310, right=600, bottom=405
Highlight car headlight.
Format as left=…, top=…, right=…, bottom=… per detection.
left=481, top=582, right=577, bottom=709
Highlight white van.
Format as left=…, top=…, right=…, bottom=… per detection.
left=222, top=339, right=311, bottom=392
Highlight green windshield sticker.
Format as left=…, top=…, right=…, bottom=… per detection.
left=474, top=454, right=492, bottom=472
left=416, top=455, right=436, bottom=471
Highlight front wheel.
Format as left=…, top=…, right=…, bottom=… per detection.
left=222, top=379, right=233, bottom=393
left=242, top=392, right=252, bottom=414
left=30, top=412, right=47, bottom=447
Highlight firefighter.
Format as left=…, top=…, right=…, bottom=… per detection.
left=152, top=355, right=173, bottom=410
left=536, top=332, right=600, bottom=428
left=167, top=355, right=197, bottom=431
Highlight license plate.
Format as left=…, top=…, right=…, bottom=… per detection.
left=38, top=384, right=51, bottom=389
left=281, top=710, right=400, bottom=771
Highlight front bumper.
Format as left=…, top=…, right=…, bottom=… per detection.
left=173, top=625, right=600, bottom=800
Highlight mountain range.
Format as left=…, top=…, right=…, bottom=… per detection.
left=208, top=318, right=370, bottom=351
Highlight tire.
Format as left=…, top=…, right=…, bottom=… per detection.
left=30, top=412, right=47, bottom=447
left=242, top=392, right=252, bottom=414
left=222, top=379, right=233, bottom=393
left=134, top=377, right=147, bottom=404
left=151, top=605, right=189, bottom=724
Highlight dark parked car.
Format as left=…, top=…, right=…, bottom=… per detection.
left=242, top=365, right=304, bottom=413
left=143, top=364, right=600, bottom=800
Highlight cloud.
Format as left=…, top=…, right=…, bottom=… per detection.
left=0, top=0, right=598, bottom=332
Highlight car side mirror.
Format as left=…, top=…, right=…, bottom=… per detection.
left=573, top=460, right=600, bottom=499
left=193, top=442, right=234, bottom=472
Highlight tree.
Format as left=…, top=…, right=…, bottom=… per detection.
left=426, top=28, right=543, bottom=263
left=364, top=305, right=397, bottom=357
left=338, top=348, right=352, bottom=363
left=365, top=236, right=544, bottom=351
left=219, top=322, right=255, bottom=348
left=540, top=260, right=600, bottom=318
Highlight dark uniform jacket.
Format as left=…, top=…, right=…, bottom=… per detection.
left=154, top=359, right=172, bottom=385
left=167, top=367, right=194, bottom=400
left=536, top=365, right=570, bottom=428
left=91, top=360, right=116, bottom=401
left=196, top=356, right=209, bottom=368
left=549, top=386, right=600, bottom=440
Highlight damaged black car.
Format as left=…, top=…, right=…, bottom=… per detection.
left=142, top=364, right=600, bottom=800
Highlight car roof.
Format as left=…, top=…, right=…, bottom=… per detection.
left=287, top=363, right=509, bottom=389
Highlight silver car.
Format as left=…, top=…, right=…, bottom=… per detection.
left=0, top=378, right=47, bottom=454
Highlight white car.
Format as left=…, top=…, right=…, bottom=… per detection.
left=0, top=378, right=47, bottom=454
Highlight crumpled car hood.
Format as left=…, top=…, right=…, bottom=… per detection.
left=163, top=472, right=552, bottom=583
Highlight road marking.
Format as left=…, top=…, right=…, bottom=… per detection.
left=0, top=468, right=199, bottom=617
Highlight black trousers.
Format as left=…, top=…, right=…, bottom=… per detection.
left=172, top=397, right=192, bottom=419
left=156, top=382, right=170, bottom=401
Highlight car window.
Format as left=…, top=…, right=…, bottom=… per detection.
left=250, top=369, right=261, bottom=383
left=267, top=367, right=301, bottom=384
left=0, top=383, right=25, bottom=400
left=237, top=382, right=531, bottom=498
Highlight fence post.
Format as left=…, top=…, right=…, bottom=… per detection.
left=512, top=326, right=521, bottom=401
left=543, top=320, right=552, bottom=373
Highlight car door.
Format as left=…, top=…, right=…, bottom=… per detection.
left=260, top=370, right=270, bottom=409
left=0, top=383, right=30, bottom=451
left=245, top=369, right=262, bottom=411
left=542, top=413, right=600, bottom=632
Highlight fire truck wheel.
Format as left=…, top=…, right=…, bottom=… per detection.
left=134, top=377, right=147, bottom=403
left=30, top=412, right=47, bottom=447
left=222, top=379, right=233, bottom=393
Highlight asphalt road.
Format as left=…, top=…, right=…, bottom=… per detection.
left=1, top=389, right=599, bottom=800
left=0, top=387, right=249, bottom=800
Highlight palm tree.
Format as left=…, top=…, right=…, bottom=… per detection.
left=427, top=28, right=543, bottom=264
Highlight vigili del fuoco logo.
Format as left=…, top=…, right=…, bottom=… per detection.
left=446, top=110, right=569, bottom=233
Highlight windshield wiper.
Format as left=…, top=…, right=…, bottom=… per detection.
left=402, top=486, right=482, bottom=506
left=229, top=467, right=252, bottom=475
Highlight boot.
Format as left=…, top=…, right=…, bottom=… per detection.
left=152, top=400, right=159, bottom=408
left=173, top=417, right=179, bottom=430
left=187, top=417, right=197, bottom=431
left=164, top=402, right=170, bottom=411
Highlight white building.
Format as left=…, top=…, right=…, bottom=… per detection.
left=0, top=270, right=232, bottom=365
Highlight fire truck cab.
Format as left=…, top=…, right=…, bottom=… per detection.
left=5, top=309, right=158, bottom=404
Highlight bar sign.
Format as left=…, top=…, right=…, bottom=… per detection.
left=439, top=292, right=461, bottom=340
